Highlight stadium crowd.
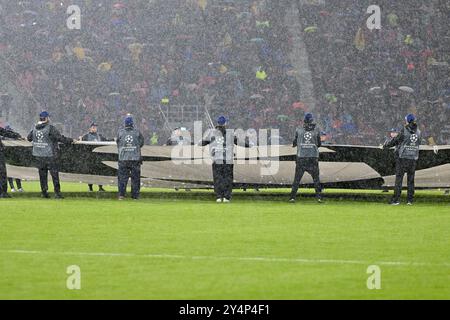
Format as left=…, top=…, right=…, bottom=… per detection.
left=0, top=0, right=448, bottom=145
left=0, top=0, right=300, bottom=143
left=298, top=0, right=450, bottom=144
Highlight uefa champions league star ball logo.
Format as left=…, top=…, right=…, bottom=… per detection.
left=216, top=136, right=225, bottom=145
left=304, top=132, right=313, bottom=144
left=410, top=134, right=418, bottom=144
left=36, top=131, right=44, bottom=142
left=125, top=135, right=134, bottom=144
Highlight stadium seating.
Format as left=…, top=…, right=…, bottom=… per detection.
left=0, top=0, right=448, bottom=145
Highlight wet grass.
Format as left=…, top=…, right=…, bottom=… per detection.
left=0, top=182, right=449, bottom=299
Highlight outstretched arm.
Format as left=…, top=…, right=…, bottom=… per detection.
left=0, top=127, right=21, bottom=140
left=49, top=126, right=73, bottom=144
left=99, top=134, right=113, bottom=142
left=199, top=139, right=212, bottom=146
left=233, top=136, right=252, bottom=148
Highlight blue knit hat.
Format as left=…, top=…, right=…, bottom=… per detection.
left=217, top=116, right=227, bottom=126
left=304, top=113, right=314, bottom=123
left=124, top=115, right=134, bottom=127
left=39, top=111, right=50, bottom=118
left=405, top=114, right=416, bottom=123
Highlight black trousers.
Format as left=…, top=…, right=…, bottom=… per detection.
left=212, top=163, right=234, bottom=200
left=8, top=178, right=22, bottom=189
left=118, top=161, right=141, bottom=198
left=0, top=152, right=8, bottom=195
left=88, top=184, right=103, bottom=191
left=35, top=157, right=61, bottom=194
left=393, top=158, right=417, bottom=203
left=290, top=158, right=321, bottom=199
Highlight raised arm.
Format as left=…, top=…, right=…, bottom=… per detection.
left=384, top=130, right=404, bottom=149
left=198, top=129, right=213, bottom=146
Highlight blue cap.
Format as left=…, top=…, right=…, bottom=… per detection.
left=405, top=114, right=416, bottom=123
left=125, top=116, right=134, bottom=127
left=90, top=122, right=98, bottom=127
left=304, top=113, right=314, bottom=123
left=217, top=116, right=227, bottom=126
left=39, top=111, right=50, bottom=118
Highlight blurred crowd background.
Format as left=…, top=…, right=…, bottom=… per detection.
left=0, top=0, right=449, bottom=145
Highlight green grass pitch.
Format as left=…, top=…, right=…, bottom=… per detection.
left=0, top=182, right=449, bottom=300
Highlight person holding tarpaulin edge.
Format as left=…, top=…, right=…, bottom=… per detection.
left=80, top=122, right=112, bottom=192
left=199, top=116, right=252, bottom=203
left=0, top=125, right=23, bottom=198
left=116, top=115, right=145, bottom=201
left=383, top=114, right=422, bottom=206
left=27, top=111, right=75, bottom=199
left=289, top=112, right=323, bottom=203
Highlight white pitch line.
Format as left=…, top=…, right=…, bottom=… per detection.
left=1, top=249, right=449, bottom=268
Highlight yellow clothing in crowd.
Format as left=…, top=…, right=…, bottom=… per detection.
left=198, top=0, right=207, bottom=11
left=256, top=69, right=268, bottom=81
left=73, top=46, right=86, bottom=60
left=98, top=62, right=112, bottom=72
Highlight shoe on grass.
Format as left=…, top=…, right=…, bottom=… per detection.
left=41, top=192, right=50, bottom=199
left=54, top=193, right=64, bottom=199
